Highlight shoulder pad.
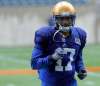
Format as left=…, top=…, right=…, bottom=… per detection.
left=35, top=26, right=55, bottom=37
left=74, top=27, right=87, bottom=49
left=74, top=27, right=87, bottom=40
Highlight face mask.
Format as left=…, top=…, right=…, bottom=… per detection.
left=59, top=24, right=71, bottom=32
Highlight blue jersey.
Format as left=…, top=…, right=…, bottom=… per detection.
left=31, top=26, right=87, bottom=83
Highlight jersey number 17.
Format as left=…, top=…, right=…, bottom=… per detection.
left=55, top=48, right=75, bottom=71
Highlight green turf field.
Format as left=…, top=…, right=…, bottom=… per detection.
left=0, top=44, right=100, bottom=86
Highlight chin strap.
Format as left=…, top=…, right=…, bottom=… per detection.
left=53, top=29, right=61, bottom=42
left=53, top=24, right=72, bottom=42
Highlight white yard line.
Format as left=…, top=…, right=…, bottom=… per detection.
left=0, top=56, right=30, bottom=65
left=85, top=81, right=95, bottom=86
left=7, top=83, right=15, bottom=86
left=88, top=72, right=100, bottom=77
left=84, top=72, right=100, bottom=86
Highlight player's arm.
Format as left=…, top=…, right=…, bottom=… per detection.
left=75, top=47, right=86, bottom=73
left=75, top=31, right=87, bottom=80
left=31, top=48, right=57, bottom=69
left=75, top=47, right=87, bottom=80
left=31, top=31, right=59, bottom=70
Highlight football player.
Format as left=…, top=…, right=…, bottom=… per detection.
left=31, top=1, right=87, bottom=86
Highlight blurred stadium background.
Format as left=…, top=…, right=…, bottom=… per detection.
left=0, top=0, right=100, bottom=86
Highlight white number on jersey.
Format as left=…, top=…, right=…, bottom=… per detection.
left=55, top=48, right=75, bottom=71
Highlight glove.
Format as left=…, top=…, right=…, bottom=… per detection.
left=77, top=69, right=87, bottom=80
left=50, top=47, right=64, bottom=60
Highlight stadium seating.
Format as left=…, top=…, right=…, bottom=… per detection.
left=0, top=0, right=89, bottom=6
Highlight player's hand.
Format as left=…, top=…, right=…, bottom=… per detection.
left=77, top=69, right=87, bottom=80
left=51, top=47, right=64, bottom=60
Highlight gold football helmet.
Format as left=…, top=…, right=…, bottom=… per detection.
left=52, top=1, right=76, bottom=16
left=52, top=1, right=76, bottom=28
left=52, top=1, right=76, bottom=41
